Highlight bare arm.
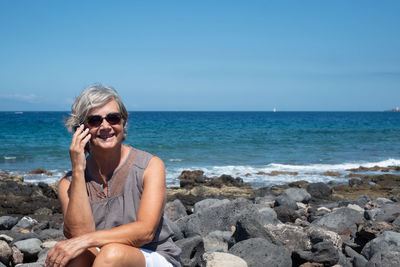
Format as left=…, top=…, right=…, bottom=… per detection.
left=85, top=155, right=166, bottom=246
left=47, top=156, right=166, bottom=266
left=61, top=124, right=95, bottom=238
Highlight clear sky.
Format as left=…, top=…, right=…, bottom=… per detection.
left=0, top=1, right=399, bottom=111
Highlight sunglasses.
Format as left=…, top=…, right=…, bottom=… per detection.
left=86, top=113, right=122, bottom=128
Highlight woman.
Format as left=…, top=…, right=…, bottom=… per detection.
left=46, top=85, right=181, bottom=267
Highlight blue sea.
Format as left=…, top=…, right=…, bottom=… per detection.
left=1, top=111, right=400, bottom=187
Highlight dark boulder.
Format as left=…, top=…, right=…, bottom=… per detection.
left=344, top=246, right=368, bottom=267
left=165, top=199, right=187, bottom=222
left=176, top=235, right=205, bottom=267
left=176, top=198, right=259, bottom=237
left=311, top=207, right=364, bottom=237
left=229, top=213, right=278, bottom=248
left=229, top=238, right=291, bottom=267
left=274, top=195, right=298, bottom=210
left=292, top=241, right=339, bottom=266
left=361, top=231, right=400, bottom=260
left=0, top=216, right=19, bottom=230
left=274, top=206, right=300, bottom=223
left=306, top=183, right=332, bottom=201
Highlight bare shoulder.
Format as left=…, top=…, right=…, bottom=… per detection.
left=143, top=156, right=165, bottom=184
left=58, top=172, right=72, bottom=195
left=147, top=156, right=165, bottom=170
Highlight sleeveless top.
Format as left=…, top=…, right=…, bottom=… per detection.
left=67, top=147, right=181, bottom=267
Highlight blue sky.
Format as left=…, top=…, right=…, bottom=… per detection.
left=0, top=1, right=399, bottom=111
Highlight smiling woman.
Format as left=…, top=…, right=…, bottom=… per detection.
left=46, top=85, right=181, bottom=267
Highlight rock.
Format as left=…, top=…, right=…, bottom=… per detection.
left=293, top=242, right=339, bottom=267
left=347, top=204, right=364, bottom=213
left=344, top=246, right=368, bottom=267
left=165, top=199, right=187, bottom=221
left=165, top=217, right=184, bottom=241
left=0, top=240, right=12, bottom=265
left=229, top=238, right=291, bottom=267
left=356, top=221, right=398, bottom=248
left=274, top=195, right=298, bottom=210
left=215, top=175, right=244, bottom=187
left=311, top=207, right=364, bottom=237
left=337, top=251, right=353, bottom=267
left=257, top=206, right=279, bottom=225
left=254, top=195, right=275, bottom=207
left=307, top=183, right=332, bottom=201
left=13, top=238, right=42, bottom=262
left=265, top=224, right=310, bottom=252
left=176, top=198, right=257, bottom=237
left=36, top=247, right=50, bottom=264
left=306, top=226, right=343, bottom=250
left=10, top=232, right=41, bottom=246
left=38, top=229, right=64, bottom=241
left=32, top=221, right=50, bottom=232
left=41, top=241, right=57, bottom=249
left=392, top=215, right=400, bottom=227
left=254, top=186, right=276, bottom=198
left=13, top=263, right=42, bottom=266
left=12, top=217, right=38, bottom=231
left=274, top=206, right=300, bottom=223
left=0, top=234, right=13, bottom=243
left=364, top=209, right=380, bottom=220
left=229, top=213, right=277, bottom=247
left=203, top=252, right=247, bottom=267
left=175, top=235, right=205, bottom=267
left=349, top=178, right=363, bottom=186
left=193, top=199, right=230, bottom=214
left=37, top=182, right=57, bottom=199
left=11, top=246, right=23, bottom=265
left=310, top=241, right=340, bottom=266
left=323, top=171, right=341, bottom=177
left=0, top=216, right=19, bottom=230
left=33, top=207, right=53, bottom=216
left=366, top=251, right=400, bottom=267
left=28, top=168, right=49, bottom=175
left=374, top=203, right=400, bottom=223
left=375, top=197, right=393, bottom=205
left=361, top=231, right=400, bottom=260
left=204, top=231, right=232, bottom=253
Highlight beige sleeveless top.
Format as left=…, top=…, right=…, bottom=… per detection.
left=69, top=147, right=181, bottom=266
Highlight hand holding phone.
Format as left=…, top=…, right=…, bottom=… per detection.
left=70, top=124, right=91, bottom=171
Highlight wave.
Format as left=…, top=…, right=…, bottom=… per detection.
left=168, top=158, right=183, bottom=162
left=165, top=158, right=400, bottom=187
left=7, top=158, right=400, bottom=188
left=4, top=156, right=17, bottom=160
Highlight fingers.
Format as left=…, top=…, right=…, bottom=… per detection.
left=46, top=243, right=71, bottom=267
left=70, top=125, right=91, bottom=151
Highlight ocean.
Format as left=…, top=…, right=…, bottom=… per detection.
left=1, top=111, right=400, bottom=187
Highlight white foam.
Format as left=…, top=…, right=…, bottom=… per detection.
left=165, top=158, right=400, bottom=187
left=4, top=156, right=17, bottom=160
left=168, top=158, right=183, bottom=162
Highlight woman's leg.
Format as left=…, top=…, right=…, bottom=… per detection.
left=92, top=243, right=146, bottom=267
left=66, top=248, right=97, bottom=267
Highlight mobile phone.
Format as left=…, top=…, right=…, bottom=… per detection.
left=74, top=124, right=91, bottom=153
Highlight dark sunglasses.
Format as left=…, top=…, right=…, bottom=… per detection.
left=86, top=113, right=122, bottom=128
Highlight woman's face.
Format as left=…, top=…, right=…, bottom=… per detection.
left=85, top=99, right=125, bottom=151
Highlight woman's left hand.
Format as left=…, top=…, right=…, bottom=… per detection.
left=45, top=237, right=88, bottom=267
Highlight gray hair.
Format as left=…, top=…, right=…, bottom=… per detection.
left=65, top=84, right=129, bottom=140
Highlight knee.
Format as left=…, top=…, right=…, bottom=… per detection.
left=96, top=243, right=126, bottom=264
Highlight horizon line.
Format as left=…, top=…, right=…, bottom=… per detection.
left=0, top=110, right=396, bottom=113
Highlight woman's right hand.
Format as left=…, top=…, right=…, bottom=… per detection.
left=69, top=124, right=91, bottom=172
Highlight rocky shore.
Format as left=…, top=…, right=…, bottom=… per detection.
left=1, top=167, right=400, bottom=266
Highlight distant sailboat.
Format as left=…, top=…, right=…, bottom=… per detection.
left=273, top=108, right=277, bottom=112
